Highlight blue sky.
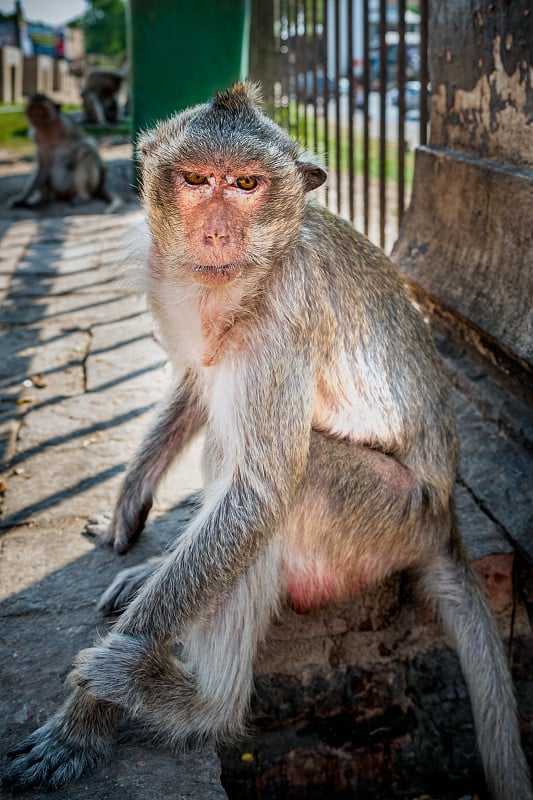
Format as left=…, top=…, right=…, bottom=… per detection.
left=0, top=0, right=86, bottom=26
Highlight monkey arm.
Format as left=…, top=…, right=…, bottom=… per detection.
left=107, top=348, right=315, bottom=642
left=82, top=90, right=109, bottom=126
left=110, top=368, right=207, bottom=553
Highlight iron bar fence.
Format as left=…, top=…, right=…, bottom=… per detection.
left=250, top=0, right=429, bottom=253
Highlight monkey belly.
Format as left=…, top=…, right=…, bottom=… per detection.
left=51, top=168, right=77, bottom=197
left=281, top=550, right=370, bottom=614
left=281, top=434, right=429, bottom=614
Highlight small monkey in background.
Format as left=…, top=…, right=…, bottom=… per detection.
left=8, top=94, right=122, bottom=213
left=3, top=82, right=531, bottom=799
left=81, top=70, right=123, bottom=127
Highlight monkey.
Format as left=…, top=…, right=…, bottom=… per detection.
left=81, top=70, right=123, bottom=127
left=3, top=82, right=531, bottom=799
left=8, top=93, right=122, bottom=213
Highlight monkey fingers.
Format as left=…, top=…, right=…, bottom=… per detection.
left=3, top=691, right=119, bottom=791
left=97, top=558, right=164, bottom=615
left=70, top=633, right=163, bottom=710
left=82, top=514, right=114, bottom=545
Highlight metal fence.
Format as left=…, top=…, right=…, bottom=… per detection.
left=250, top=0, right=428, bottom=252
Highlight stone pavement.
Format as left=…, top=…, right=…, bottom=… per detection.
left=0, top=162, right=531, bottom=798
left=0, top=197, right=227, bottom=799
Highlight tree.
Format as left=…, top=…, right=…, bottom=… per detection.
left=80, top=0, right=126, bottom=59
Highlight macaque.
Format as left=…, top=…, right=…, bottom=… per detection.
left=8, top=94, right=121, bottom=213
left=81, top=70, right=123, bottom=126
left=3, top=82, right=531, bottom=799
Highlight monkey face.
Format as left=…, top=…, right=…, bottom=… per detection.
left=138, top=82, right=327, bottom=287
left=27, top=98, right=59, bottom=128
left=169, top=167, right=270, bottom=286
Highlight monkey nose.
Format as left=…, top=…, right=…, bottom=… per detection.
left=204, top=231, right=228, bottom=246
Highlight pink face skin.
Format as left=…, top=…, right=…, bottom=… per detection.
left=174, top=166, right=269, bottom=287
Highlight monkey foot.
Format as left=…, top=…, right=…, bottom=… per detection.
left=82, top=514, right=115, bottom=546
left=3, top=716, right=111, bottom=791
left=70, top=633, right=153, bottom=708
left=98, top=558, right=163, bottom=615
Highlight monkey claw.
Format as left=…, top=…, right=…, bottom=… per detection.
left=3, top=713, right=113, bottom=793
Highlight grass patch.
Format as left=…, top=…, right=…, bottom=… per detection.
left=0, top=107, right=32, bottom=153
left=0, top=104, right=131, bottom=156
left=271, top=102, right=414, bottom=188
left=82, top=120, right=132, bottom=137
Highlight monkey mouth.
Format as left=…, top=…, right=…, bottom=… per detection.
left=193, top=262, right=239, bottom=273
left=191, top=262, right=242, bottom=285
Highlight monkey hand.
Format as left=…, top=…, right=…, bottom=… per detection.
left=70, top=633, right=158, bottom=710
left=82, top=498, right=152, bottom=555
left=7, top=189, right=45, bottom=209
left=3, top=694, right=117, bottom=791
left=97, top=558, right=163, bottom=616
left=82, top=514, right=115, bottom=546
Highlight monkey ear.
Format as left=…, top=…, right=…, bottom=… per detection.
left=137, top=130, right=158, bottom=158
left=297, top=162, right=327, bottom=192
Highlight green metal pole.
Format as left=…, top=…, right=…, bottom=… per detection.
left=127, top=0, right=251, bottom=141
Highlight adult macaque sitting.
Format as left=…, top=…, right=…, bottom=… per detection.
left=3, top=82, right=531, bottom=799
left=8, top=93, right=121, bottom=213
left=81, top=70, right=123, bottom=126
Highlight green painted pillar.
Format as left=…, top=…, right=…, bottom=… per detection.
left=127, top=0, right=251, bottom=141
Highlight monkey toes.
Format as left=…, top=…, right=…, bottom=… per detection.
left=3, top=717, right=110, bottom=791
left=82, top=514, right=115, bottom=546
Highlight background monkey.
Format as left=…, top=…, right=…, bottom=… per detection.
left=3, top=82, right=531, bottom=799
left=8, top=94, right=121, bottom=213
left=81, top=70, right=124, bottom=127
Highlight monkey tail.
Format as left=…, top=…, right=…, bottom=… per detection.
left=419, top=551, right=532, bottom=800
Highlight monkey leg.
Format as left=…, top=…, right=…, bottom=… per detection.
left=70, top=540, right=282, bottom=745
left=3, top=688, right=121, bottom=791
left=72, top=149, right=103, bottom=204
left=283, top=431, right=446, bottom=605
left=290, top=432, right=531, bottom=800
left=82, top=91, right=108, bottom=126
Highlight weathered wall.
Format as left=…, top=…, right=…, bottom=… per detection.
left=430, top=1, right=533, bottom=167
left=393, top=0, right=533, bottom=371
left=396, top=147, right=533, bottom=366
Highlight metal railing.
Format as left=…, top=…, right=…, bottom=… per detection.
left=250, top=0, right=429, bottom=252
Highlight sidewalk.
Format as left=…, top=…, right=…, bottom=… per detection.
left=0, top=198, right=226, bottom=799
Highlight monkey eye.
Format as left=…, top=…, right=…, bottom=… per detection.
left=183, top=172, right=208, bottom=185
left=235, top=176, right=258, bottom=191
